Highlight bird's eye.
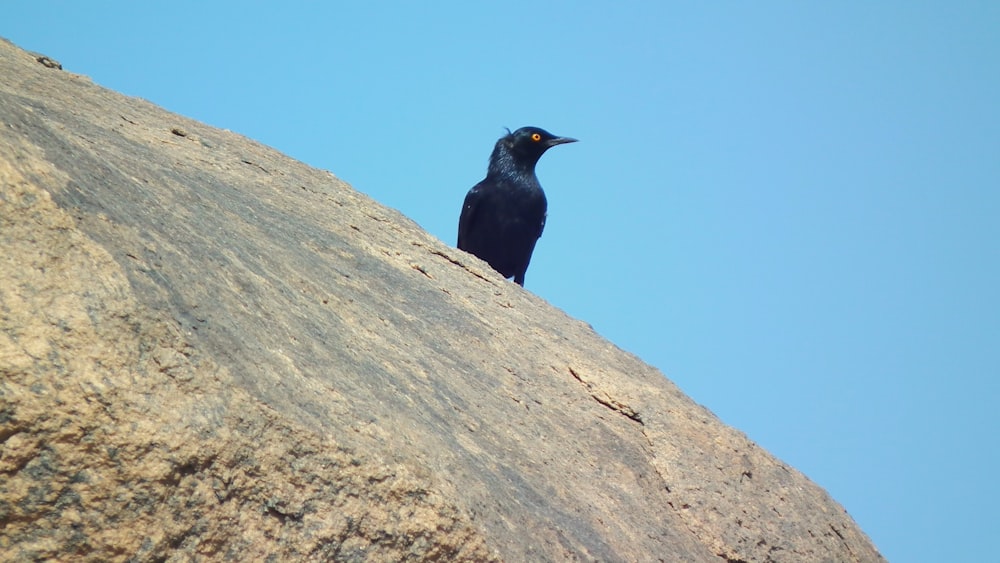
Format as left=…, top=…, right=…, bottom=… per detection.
left=531, top=133, right=542, bottom=142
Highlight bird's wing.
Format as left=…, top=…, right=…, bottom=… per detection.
left=457, top=184, right=483, bottom=249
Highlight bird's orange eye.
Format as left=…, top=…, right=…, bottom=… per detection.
left=531, top=133, right=542, bottom=141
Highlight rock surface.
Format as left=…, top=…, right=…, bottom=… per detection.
left=0, top=37, right=884, bottom=562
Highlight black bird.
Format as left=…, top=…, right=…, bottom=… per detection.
left=458, top=126, right=577, bottom=286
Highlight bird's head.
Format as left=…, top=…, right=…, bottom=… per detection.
left=500, top=126, right=578, bottom=167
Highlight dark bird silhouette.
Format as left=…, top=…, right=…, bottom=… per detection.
left=458, top=126, right=577, bottom=286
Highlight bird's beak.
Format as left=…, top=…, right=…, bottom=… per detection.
left=547, top=136, right=578, bottom=147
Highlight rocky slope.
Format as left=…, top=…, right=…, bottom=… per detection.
left=0, top=38, right=883, bottom=562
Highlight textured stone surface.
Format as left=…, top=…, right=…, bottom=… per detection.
left=0, top=37, right=884, bottom=562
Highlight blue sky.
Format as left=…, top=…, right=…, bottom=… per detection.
left=7, top=3, right=999, bottom=561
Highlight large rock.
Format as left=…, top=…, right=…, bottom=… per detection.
left=0, top=37, right=884, bottom=562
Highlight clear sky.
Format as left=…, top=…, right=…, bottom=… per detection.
left=6, top=3, right=999, bottom=561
